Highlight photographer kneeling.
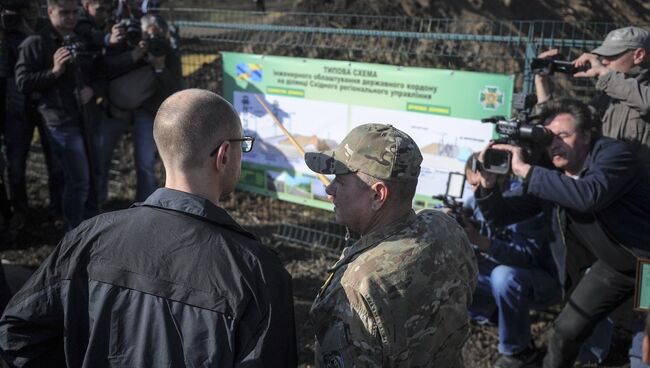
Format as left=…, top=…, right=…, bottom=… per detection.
left=98, top=13, right=182, bottom=203
left=474, top=98, right=650, bottom=368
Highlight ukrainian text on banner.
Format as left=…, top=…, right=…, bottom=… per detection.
left=222, top=52, right=514, bottom=210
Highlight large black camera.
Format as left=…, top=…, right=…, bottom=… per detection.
left=530, top=55, right=588, bottom=76
left=62, top=35, right=99, bottom=65
left=481, top=94, right=554, bottom=174
left=145, top=35, right=169, bottom=57
left=117, top=18, right=142, bottom=47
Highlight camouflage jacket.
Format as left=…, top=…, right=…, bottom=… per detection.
left=310, top=209, right=478, bottom=367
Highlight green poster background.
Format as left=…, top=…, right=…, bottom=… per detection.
left=222, top=52, right=515, bottom=209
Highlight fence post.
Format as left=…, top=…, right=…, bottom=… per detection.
left=522, top=24, right=537, bottom=95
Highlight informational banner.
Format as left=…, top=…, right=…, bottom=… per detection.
left=222, top=52, right=514, bottom=210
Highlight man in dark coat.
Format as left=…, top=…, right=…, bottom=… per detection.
left=0, top=89, right=298, bottom=367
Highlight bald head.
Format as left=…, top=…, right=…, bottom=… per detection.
left=154, top=89, right=241, bottom=172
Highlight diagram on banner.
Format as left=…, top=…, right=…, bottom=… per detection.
left=234, top=91, right=347, bottom=170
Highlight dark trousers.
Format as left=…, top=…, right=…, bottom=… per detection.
left=543, top=260, right=634, bottom=367
left=544, top=212, right=637, bottom=368
left=4, top=80, right=63, bottom=214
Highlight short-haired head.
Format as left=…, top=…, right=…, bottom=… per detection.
left=538, top=98, right=601, bottom=137
left=154, top=89, right=241, bottom=173
left=141, top=13, right=169, bottom=36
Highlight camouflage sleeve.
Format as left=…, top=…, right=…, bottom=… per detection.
left=315, top=284, right=383, bottom=367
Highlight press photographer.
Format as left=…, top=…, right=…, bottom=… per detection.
left=97, top=13, right=182, bottom=204
left=534, top=26, right=650, bottom=174
left=75, top=0, right=125, bottom=51
left=15, top=0, right=100, bottom=230
left=474, top=98, right=650, bottom=367
left=1, top=0, right=63, bottom=231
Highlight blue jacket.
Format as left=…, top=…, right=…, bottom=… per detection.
left=467, top=180, right=556, bottom=277
left=477, top=137, right=650, bottom=286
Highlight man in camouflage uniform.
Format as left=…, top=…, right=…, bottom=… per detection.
left=304, top=123, right=478, bottom=367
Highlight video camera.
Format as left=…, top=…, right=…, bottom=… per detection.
left=481, top=93, right=554, bottom=174
left=145, top=35, right=169, bottom=57
left=530, top=54, right=588, bottom=76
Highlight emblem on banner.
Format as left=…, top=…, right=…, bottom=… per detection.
left=236, top=63, right=263, bottom=82
left=479, top=86, right=504, bottom=110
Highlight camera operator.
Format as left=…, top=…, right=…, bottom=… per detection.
left=97, top=13, right=182, bottom=203
left=535, top=26, right=650, bottom=174
left=2, top=0, right=64, bottom=230
left=15, top=0, right=100, bottom=231
left=474, top=98, right=650, bottom=368
left=75, top=0, right=125, bottom=51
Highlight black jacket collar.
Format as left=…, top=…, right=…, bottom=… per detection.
left=136, top=188, right=257, bottom=240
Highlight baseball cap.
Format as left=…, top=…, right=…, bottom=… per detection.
left=591, top=26, right=650, bottom=56
left=304, top=123, right=422, bottom=181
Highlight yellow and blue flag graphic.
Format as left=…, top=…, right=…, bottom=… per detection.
left=236, top=63, right=263, bottom=82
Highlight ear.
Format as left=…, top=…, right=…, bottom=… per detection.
left=214, top=141, right=231, bottom=172
left=634, top=48, right=647, bottom=65
left=370, top=181, right=389, bottom=211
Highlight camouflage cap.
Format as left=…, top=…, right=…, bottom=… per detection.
left=304, top=123, right=422, bottom=181
left=591, top=26, right=650, bottom=56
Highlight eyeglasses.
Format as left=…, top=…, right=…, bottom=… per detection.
left=209, top=136, right=255, bottom=156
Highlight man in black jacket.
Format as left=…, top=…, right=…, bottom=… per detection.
left=474, top=99, right=650, bottom=368
left=15, top=0, right=98, bottom=230
left=0, top=88, right=298, bottom=367
left=3, top=0, right=63, bottom=229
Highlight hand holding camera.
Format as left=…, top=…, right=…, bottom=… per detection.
left=487, top=143, right=532, bottom=178
left=52, top=46, right=72, bottom=77
left=572, top=53, right=609, bottom=78
left=109, top=23, right=126, bottom=46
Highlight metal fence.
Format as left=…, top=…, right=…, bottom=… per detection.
left=163, top=9, right=647, bottom=95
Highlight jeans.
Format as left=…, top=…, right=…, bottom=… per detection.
left=629, top=314, right=650, bottom=368
left=96, top=109, right=157, bottom=204
left=543, top=260, right=635, bottom=368
left=4, top=89, right=62, bottom=214
left=46, top=126, right=90, bottom=230
left=470, top=258, right=561, bottom=355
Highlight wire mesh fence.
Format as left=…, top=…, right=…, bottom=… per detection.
left=166, top=9, right=647, bottom=95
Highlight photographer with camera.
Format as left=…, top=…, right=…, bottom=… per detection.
left=97, top=13, right=182, bottom=203
left=15, top=0, right=100, bottom=230
left=2, top=0, right=64, bottom=231
left=535, top=26, right=650, bottom=175
left=464, top=153, right=560, bottom=368
left=75, top=0, right=125, bottom=51
left=474, top=98, right=650, bottom=367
